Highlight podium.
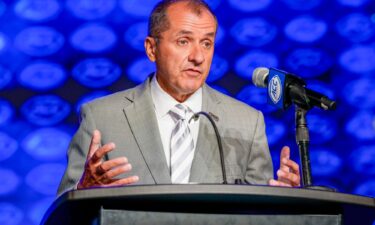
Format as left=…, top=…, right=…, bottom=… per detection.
left=42, top=185, right=375, bottom=225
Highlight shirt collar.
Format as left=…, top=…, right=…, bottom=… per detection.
left=150, top=75, right=202, bottom=119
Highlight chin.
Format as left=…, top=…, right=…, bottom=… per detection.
left=183, top=82, right=203, bottom=93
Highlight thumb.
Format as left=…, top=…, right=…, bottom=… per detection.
left=88, top=129, right=101, bottom=159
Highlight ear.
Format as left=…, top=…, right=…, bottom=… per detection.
left=144, top=36, right=157, bottom=62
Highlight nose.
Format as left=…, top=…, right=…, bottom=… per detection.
left=188, top=44, right=205, bottom=65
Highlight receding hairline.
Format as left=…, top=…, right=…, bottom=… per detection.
left=148, top=0, right=218, bottom=39
left=168, top=1, right=217, bottom=23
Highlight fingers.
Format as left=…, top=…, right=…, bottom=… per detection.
left=281, top=157, right=300, bottom=176
left=277, top=169, right=300, bottom=186
left=79, top=156, right=139, bottom=189
left=268, top=179, right=292, bottom=187
left=280, top=146, right=290, bottom=159
left=79, top=131, right=140, bottom=189
left=88, top=130, right=101, bottom=159
left=280, top=146, right=290, bottom=172
left=90, top=142, right=116, bottom=163
left=272, top=146, right=301, bottom=187
left=98, top=157, right=129, bottom=173
left=105, top=176, right=140, bottom=187
left=100, top=162, right=132, bottom=180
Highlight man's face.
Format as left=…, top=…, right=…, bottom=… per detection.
left=145, top=2, right=216, bottom=102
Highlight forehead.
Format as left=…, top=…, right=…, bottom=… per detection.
left=165, top=2, right=217, bottom=35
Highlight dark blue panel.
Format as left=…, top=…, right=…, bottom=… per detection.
left=281, top=0, right=322, bottom=10
left=337, top=0, right=371, bottom=7
left=70, top=23, right=117, bottom=53
left=124, top=21, right=148, bottom=51
left=310, top=149, right=342, bottom=177
left=228, top=0, right=272, bottom=12
left=0, top=168, right=20, bottom=195
left=343, top=79, right=375, bottom=109
left=235, top=50, right=278, bottom=80
left=0, top=99, right=13, bottom=125
left=236, top=85, right=278, bottom=113
left=72, top=58, right=121, bottom=88
left=264, top=118, right=286, bottom=146
left=25, top=163, right=65, bottom=195
left=350, top=145, right=375, bottom=175
left=336, top=13, right=375, bottom=42
left=307, top=113, right=337, bottom=144
left=207, top=55, right=228, bottom=83
left=15, top=26, right=64, bottom=57
left=119, top=0, right=159, bottom=18
left=0, top=65, right=12, bottom=89
left=0, top=202, right=24, bottom=225
left=127, top=57, right=156, bottom=83
left=284, top=16, right=327, bottom=43
left=354, top=180, right=375, bottom=197
left=0, top=132, right=18, bottom=161
left=66, top=0, right=116, bottom=20
left=345, top=111, right=375, bottom=141
left=27, top=197, right=55, bottom=225
left=20, top=95, right=71, bottom=126
left=284, top=48, right=333, bottom=78
left=0, top=1, right=5, bottom=17
left=14, top=0, right=61, bottom=22
left=22, top=127, right=71, bottom=161
left=17, top=61, right=67, bottom=91
left=0, top=32, right=6, bottom=53
left=339, top=46, right=375, bottom=74
left=231, top=18, right=277, bottom=47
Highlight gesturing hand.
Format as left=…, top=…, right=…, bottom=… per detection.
left=77, top=130, right=139, bottom=189
left=268, top=146, right=301, bottom=187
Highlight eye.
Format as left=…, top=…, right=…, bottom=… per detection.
left=177, top=38, right=189, bottom=46
left=202, top=40, right=213, bottom=49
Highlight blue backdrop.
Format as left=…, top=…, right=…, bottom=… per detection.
left=0, top=0, right=375, bottom=224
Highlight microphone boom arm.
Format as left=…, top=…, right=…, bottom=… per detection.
left=190, top=112, right=228, bottom=184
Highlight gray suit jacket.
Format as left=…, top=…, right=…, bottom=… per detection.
left=57, top=77, right=273, bottom=195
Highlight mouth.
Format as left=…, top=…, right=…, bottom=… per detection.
left=184, top=68, right=202, bottom=76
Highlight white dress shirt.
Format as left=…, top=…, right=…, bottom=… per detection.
left=150, top=75, right=202, bottom=169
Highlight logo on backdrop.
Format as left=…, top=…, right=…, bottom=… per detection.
left=268, top=75, right=282, bottom=104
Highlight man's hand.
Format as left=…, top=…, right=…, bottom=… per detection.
left=268, top=146, right=300, bottom=187
left=77, top=130, right=139, bottom=189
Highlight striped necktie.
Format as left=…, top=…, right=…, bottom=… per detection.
left=169, top=104, right=195, bottom=184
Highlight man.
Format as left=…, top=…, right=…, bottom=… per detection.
left=58, top=0, right=300, bottom=195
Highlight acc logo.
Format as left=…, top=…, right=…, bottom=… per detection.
left=268, top=75, right=282, bottom=104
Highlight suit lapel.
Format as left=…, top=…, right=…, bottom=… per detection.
left=122, top=78, right=171, bottom=184
left=189, top=84, right=221, bottom=183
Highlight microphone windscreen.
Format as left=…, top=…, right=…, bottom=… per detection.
left=252, top=67, right=269, bottom=88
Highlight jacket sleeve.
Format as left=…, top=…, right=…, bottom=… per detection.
left=56, top=103, right=97, bottom=196
left=244, top=110, right=274, bottom=185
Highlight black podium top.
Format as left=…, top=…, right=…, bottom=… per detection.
left=42, top=184, right=375, bottom=225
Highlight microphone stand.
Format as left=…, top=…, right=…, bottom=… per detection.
left=295, top=107, right=312, bottom=187
left=295, top=106, right=335, bottom=191
left=287, top=84, right=335, bottom=190
left=190, top=112, right=228, bottom=184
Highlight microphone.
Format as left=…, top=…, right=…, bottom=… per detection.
left=189, top=112, right=228, bottom=184
left=252, top=67, right=336, bottom=110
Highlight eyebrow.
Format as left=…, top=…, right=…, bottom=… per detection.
left=176, top=30, right=216, bottom=38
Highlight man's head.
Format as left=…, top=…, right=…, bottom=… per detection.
left=148, top=0, right=217, bottom=41
left=145, top=0, right=217, bottom=102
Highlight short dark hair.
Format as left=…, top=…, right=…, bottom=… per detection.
left=148, top=0, right=217, bottom=40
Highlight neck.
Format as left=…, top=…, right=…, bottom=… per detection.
left=173, top=93, right=193, bottom=103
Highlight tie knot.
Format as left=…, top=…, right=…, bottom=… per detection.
left=169, top=104, right=189, bottom=122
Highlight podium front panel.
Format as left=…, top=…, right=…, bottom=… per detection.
left=101, top=208, right=342, bottom=225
